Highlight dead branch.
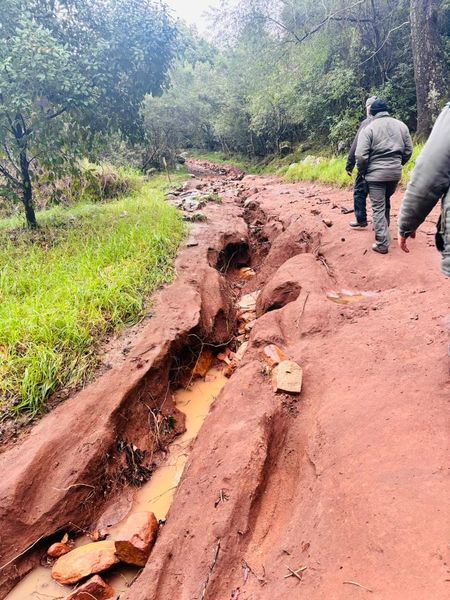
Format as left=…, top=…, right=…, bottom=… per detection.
left=360, top=21, right=410, bottom=65
left=343, top=580, right=374, bottom=592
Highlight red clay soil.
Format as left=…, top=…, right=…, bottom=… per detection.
left=0, top=186, right=248, bottom=596
left=1, top=161, right=449, bottom=600
left=124, top=164, right=450, bottom=600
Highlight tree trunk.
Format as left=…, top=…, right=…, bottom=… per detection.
left=410, top=0, right=449, bottom=138
left=19, top=148, right=37, bottom=229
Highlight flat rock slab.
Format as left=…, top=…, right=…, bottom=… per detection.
left=272, top=360, right=303, bottom=394
left=52, top=541, right=119, bottom=585
left=67, top=575, right=114, bottom=600
left=114, top=511, right=158, bottom=567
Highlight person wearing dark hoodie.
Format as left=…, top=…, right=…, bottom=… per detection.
left=346, top=96, right=377, bottom=228
left=398, top=103, right=450, bottom=277
left=355, top=99, right=413, bottom=254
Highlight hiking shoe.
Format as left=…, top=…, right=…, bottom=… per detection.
left=349, top=221, right=368, bottom=229
left=372, top=243, right=388, bottom=255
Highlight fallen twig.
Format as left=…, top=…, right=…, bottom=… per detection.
left=285, top=566, right=307, bottom=580
left=52, top=483, right=95, bottom=492
left=343, top=580, right=373, bottom=592
left=201, top=539, right=221, bottom=598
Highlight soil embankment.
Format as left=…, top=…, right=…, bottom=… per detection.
left=1, top=161, right=449, bottom=599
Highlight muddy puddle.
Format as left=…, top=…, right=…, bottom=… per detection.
left=5, top=368, right=227, bottom=600
left=327, top=289, right=377, bottom=305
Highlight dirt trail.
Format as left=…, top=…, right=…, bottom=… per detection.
left=126, top=163, right=450, bottom=600
left=1, top=161, right=449, bottom=599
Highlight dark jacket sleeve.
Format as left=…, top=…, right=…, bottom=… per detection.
left=355, top=126, right=372, bottom=176
left=346, top=118, right=369, bottom=172
left=398, top=105, right=450, bottom=238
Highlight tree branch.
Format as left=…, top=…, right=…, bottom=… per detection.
left=360, top=20, right=410, bottom=65
left=0, top=163, right=22, bottom=188
left=257, top=0, right=370, bottom=45
left=46, top=106, right=68, bottom=120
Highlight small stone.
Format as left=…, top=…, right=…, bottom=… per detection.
left=193, top=349, right=214, bottom=378
left=322, top=219, right=333, bottom=227
left=52, top=541, right=119, bottom=585
left=239, top=267, right=256, bottom=280
left=235, top=342, right=249, bottom=362
left=67, top=575, right=114, bottom=600
left=47, top=542, right=72, bottom=558
left=262, top=344, right=289, bottom=368
left=238, top=291, right=260, bottom=312
left=114, top=511, right=158, bottom=567
left=272, top=360, right=303, bottom=394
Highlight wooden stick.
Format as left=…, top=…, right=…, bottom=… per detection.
left=285, top=566, right=307, bottom=580
left=343, top=580, right=373, bottom=592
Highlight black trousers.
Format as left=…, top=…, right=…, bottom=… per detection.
left=354, top=172, right=368, bottom=224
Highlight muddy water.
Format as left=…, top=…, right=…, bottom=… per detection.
left=5, top=368, right=227, bottom=600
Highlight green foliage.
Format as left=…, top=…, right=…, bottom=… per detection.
left=281, top=156, right=352, bottom=187
left=143, top=0, right=428, bottom=161
left=0, top=0, right=180, bottom=224
left=0, top=176, right=186, bottom=415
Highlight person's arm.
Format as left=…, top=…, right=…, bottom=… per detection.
left=401, top=126, right=413, bottom=165
left=398, top=105, right=450, bottom=252
left=355, top=127, right=372, bottom=175
left=346, top=119, right=367, bottom=173
left=345, top=132, right=359, bottom=173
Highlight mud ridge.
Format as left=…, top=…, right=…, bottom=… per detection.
left=0, top=183, right=250, bottom=597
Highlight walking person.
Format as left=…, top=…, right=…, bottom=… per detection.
left=346, top=96, right=377, bottom=228
left=398, top=103, right=450, bottom=276
left=355, top=99, right=413, bottom=254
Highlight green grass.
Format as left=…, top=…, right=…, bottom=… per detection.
left=0, top=174, right=186, bottom=416
left=279, top=156, right=351, bottom=187
left=188, top=149, right=264, bottom=173
left=190, top=143, right=425, bottom=189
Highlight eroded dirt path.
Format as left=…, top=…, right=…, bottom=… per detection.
left=127, top=162, right=450, bottom=600
left=1, top=161, right=449, bottom=599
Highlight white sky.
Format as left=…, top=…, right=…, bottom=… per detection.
left=164, top=0, right=221, bottom=32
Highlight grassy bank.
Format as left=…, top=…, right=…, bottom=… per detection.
left=0, top=175, right=186, bottom=416
left=190, top=144, right=424, bottom=188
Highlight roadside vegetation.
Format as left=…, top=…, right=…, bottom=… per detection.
left=0, top=173, right=186, bottom=416
left=190, top=143, right=424, bottom=188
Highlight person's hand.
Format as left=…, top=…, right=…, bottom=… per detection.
left=399, top=231, right=416, bottom=253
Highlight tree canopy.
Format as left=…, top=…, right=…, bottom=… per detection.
left=143, top=0, right=450, bottom=161
left=0, top=0, right=180, bottom=226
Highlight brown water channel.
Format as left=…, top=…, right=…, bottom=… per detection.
left=6, top=368, right=228, bottom=600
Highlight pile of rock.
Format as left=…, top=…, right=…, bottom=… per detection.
left=166, top=183, right=223, bottom=223
left=261, top=344, right=303, bottom=394
left=49, top=511, right=158, bottom=599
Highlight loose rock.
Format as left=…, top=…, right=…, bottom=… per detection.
left=67, top=575, right=114, bottom=600
left=52, top=541, right=119, bottom=585
left=272, top=360, right=303, bottom=394
left=47, top=542, right=71, bottom=558
left=262, top=344, right=289, bottom=368
left=193, top=349, right=214, bottom=378
left=114, top=511, right=159, bottom=567
left=239, top=267, right=256, bottom=281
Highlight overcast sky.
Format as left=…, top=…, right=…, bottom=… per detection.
left=165, top=0, right=220, bottom=32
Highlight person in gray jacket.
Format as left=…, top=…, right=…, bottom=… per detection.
left=346, top=96, right=377, bottom=228
left=398, top=103, right=450, bottom=277
left=355, top=99, right=413, bottom=254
